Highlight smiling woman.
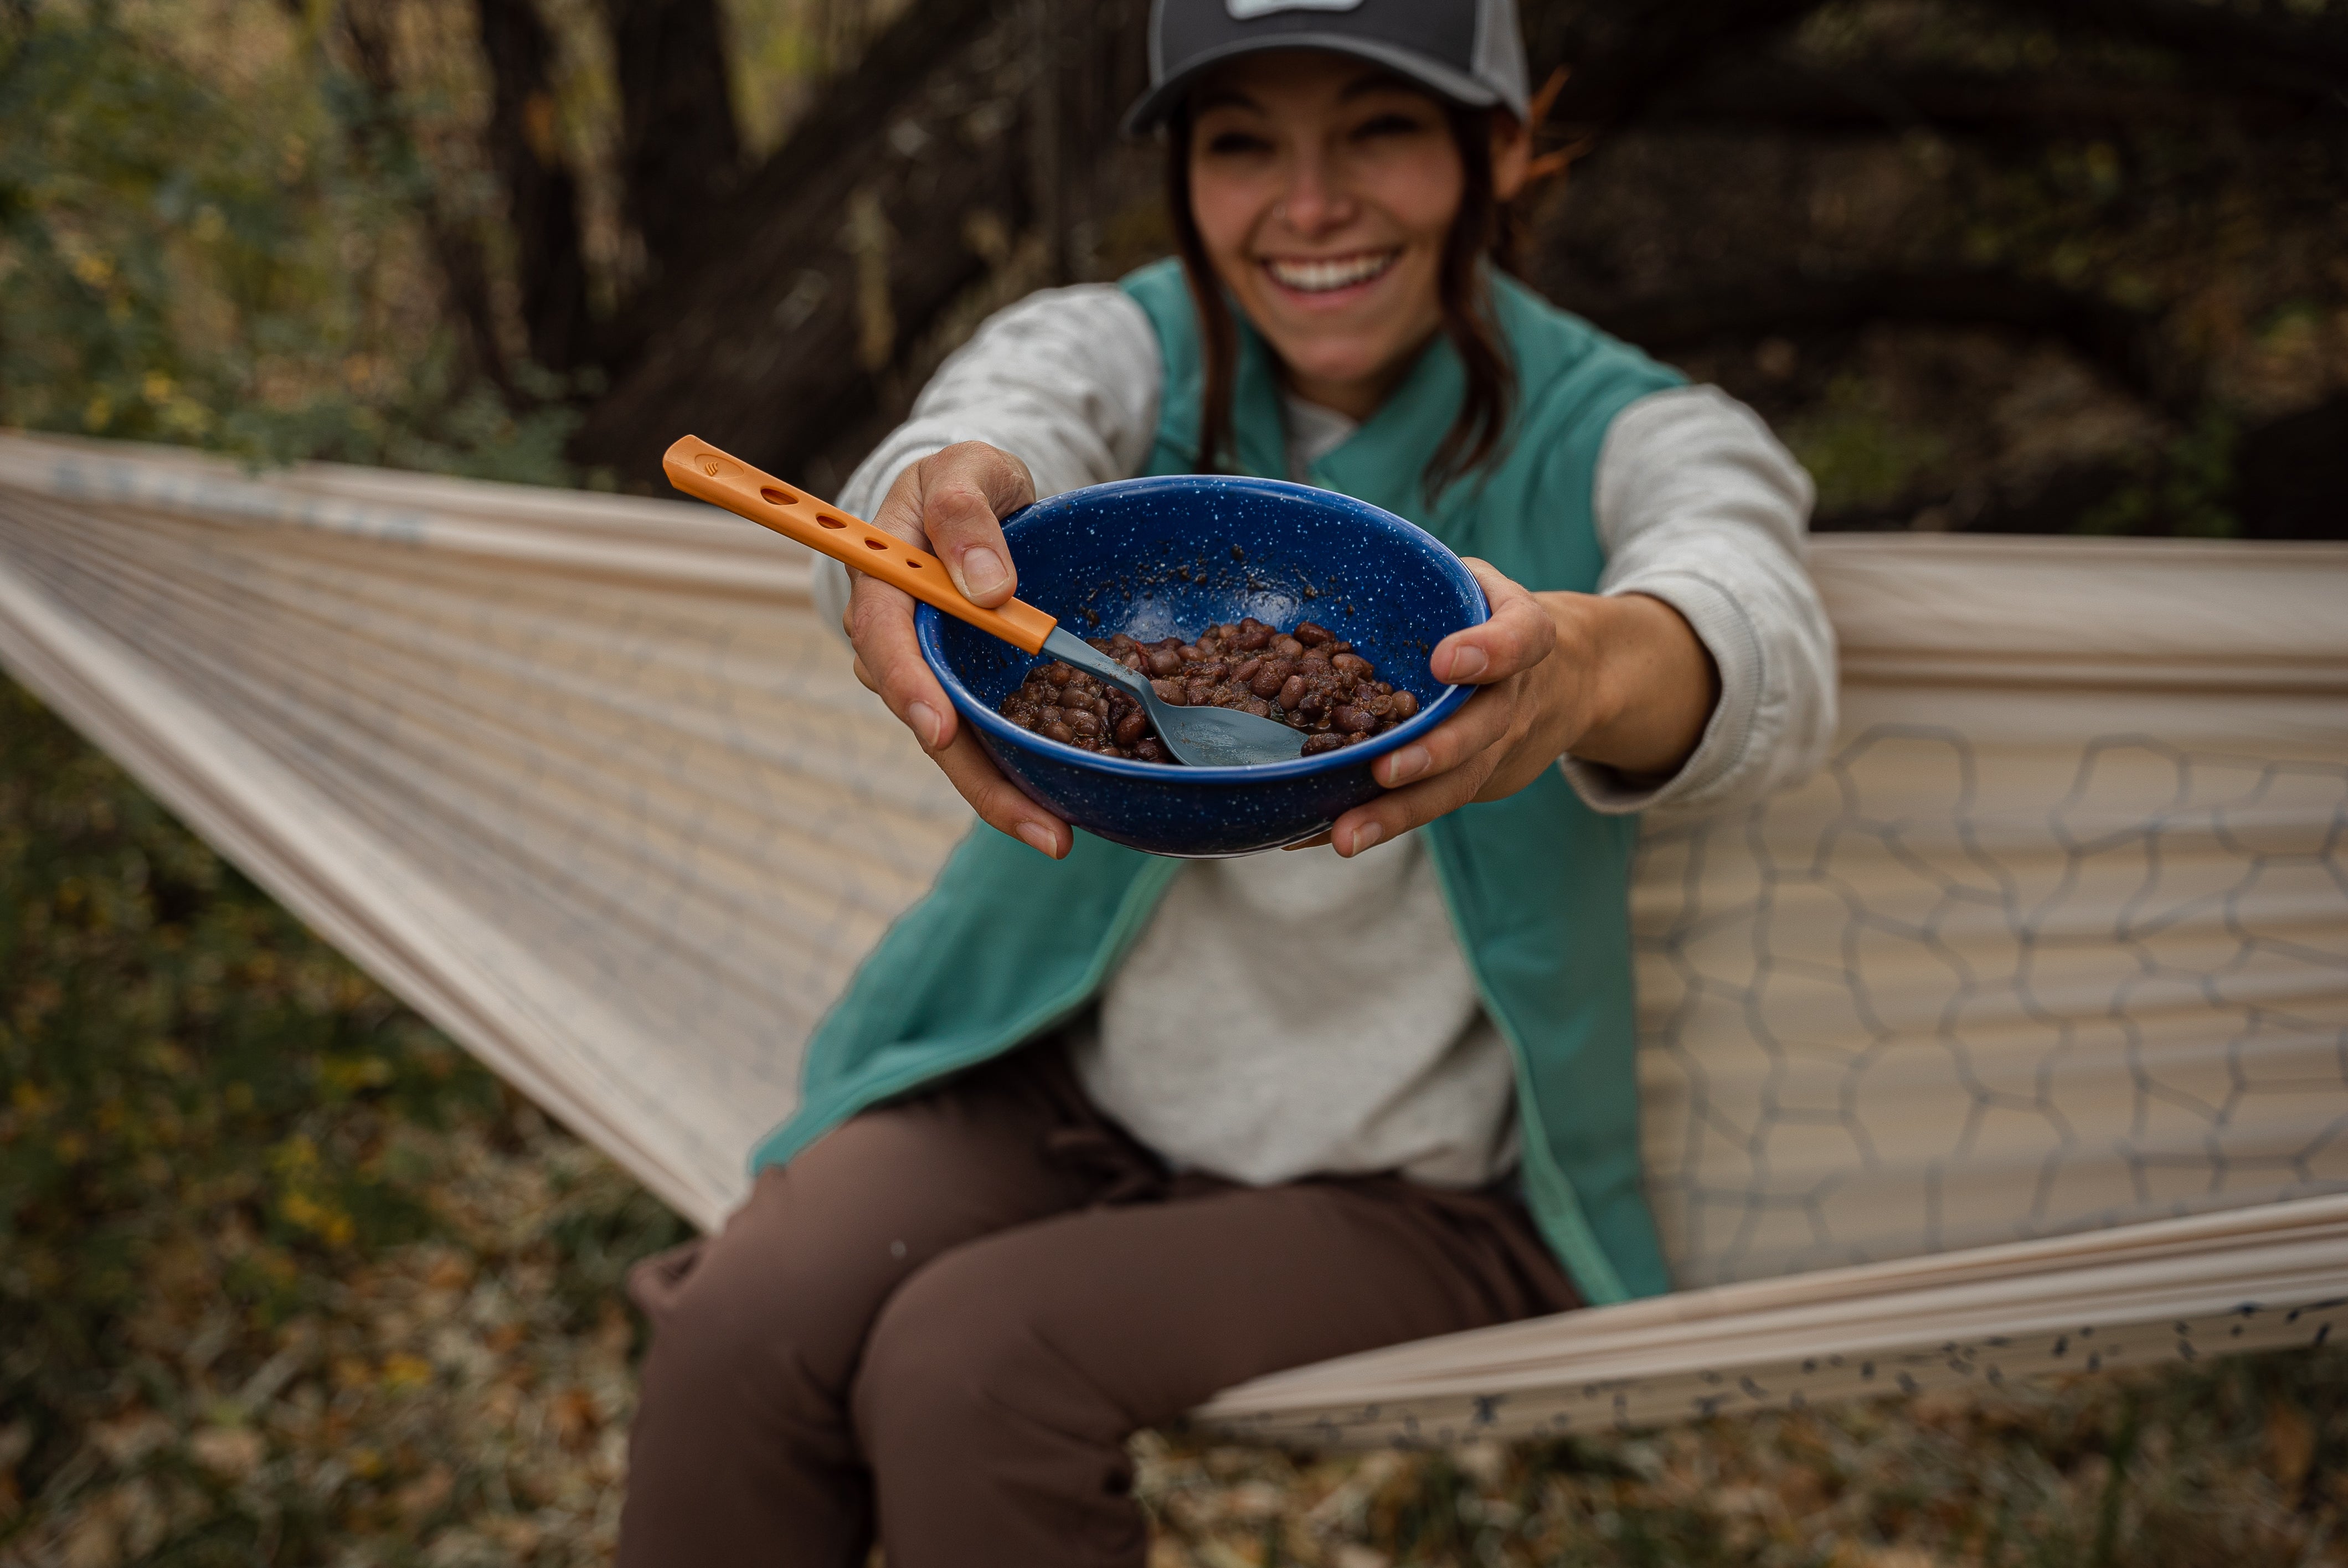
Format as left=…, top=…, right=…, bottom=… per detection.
left=620, top=2, right=1836, bottom=1564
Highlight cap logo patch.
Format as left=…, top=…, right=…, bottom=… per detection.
left=1226, top=0, right=1365, bottom=17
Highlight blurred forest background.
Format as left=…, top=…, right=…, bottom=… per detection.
left=4, top=0, right=2348, bottom=1563
left=6, top=0, right=2346, bottom=529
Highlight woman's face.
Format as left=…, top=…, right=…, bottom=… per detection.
left=1186, top=52, right=1473, bottom=419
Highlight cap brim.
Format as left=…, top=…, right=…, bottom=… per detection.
left=1121, top=34, right=1502, bottom=135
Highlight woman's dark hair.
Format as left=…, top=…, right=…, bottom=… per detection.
left=1163, top=98, right=1527, bottom=502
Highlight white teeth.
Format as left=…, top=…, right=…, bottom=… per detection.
left=1265, top=251, right=1397, bottom=293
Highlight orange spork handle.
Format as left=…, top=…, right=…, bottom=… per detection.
left=661, top=435, right=1059, bottom=655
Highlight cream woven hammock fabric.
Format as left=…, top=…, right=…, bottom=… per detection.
left=3, top=430, right=2343, bottom=1446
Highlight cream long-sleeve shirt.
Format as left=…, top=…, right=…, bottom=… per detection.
left=816, top=284, right=1836, bottom=1187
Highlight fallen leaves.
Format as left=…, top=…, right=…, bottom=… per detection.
left=8, top=663, right=2348, bottom=1568
left=2270, top=1397, right=2318, bottom=1492
left=184, top=1426, right=264, bottom=1482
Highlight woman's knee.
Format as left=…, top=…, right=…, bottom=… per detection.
left=851, top=1242, right=1127, bottom=1468
left=632, top=1175, right=872, bottom=1426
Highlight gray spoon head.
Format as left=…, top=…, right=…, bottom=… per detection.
left=1042, top=627, right=1305, bottom=768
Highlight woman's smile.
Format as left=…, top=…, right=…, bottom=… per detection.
left=1260, top=248, right=1402, bottom=301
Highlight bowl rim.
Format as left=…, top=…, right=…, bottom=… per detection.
left=914, top=474, right=1491, bottom=784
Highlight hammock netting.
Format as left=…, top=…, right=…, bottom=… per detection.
left=3, top=431, right=2342, bottom=1446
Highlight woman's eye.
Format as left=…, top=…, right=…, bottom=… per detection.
left=1352, top=112, right=1428, bottom=141
left=1204, top=130, right=1273, bottom=156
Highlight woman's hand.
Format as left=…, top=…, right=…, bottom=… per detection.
left=844, top=442, right=1075, bottom=860
left=1313, top=559, right=1719, bottom=857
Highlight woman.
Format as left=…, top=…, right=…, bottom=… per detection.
left=619, top=3, right=1835, bottom=1564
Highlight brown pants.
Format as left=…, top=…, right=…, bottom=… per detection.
left=616, top=1040, right=1574, bottom=1568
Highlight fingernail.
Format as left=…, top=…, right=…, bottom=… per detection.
left=1347, top=822, right=1384, bottom=856
left=1015, top=821, right=1059, bottom=858
left=1444, top=645, right=1487, bottom=682
left=958, top=546, right=1008, bottom=597
left=907, top=700, right=943, bottom=750
left=1382, top=744, right=1430, bottom=786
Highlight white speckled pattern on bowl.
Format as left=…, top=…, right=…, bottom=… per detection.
left=915, top=475, right=1490, bottom=857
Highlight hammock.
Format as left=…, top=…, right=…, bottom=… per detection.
left=3, top=430, right=2342, bottom=1446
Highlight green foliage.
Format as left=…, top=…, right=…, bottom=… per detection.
left=0, top=0, right=578, bottom=482
left=2077, top=406, right=2243, bottom=538
left=0, top=677, right=448, bottom=1507
left=0, top=679, right=687, bottom=1562
left=1780, top=373, right=1953, bottom=517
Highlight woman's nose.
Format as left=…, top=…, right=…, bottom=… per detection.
left=1275, top=153, right=1355, bottom=236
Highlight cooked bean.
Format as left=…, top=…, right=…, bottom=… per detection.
left=998, top=622, right=1413, bottom=764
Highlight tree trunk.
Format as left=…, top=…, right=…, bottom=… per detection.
left=604, top=0, right=745, bottom=289
left=1523, top=0, right=1827, bottom=131
left=572, top=0, right=1024, bottom=488
left=476, top=0, right=595, bottom=373
left=336, top=0, right=515, bottom=396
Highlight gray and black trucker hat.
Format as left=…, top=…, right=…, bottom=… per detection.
left=1124, top=0, right=1530, bottom=133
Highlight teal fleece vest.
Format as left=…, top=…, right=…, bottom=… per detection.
left=749, top=260, right=1684, bottom=1304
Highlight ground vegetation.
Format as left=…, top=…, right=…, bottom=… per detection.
left=3, top=627, right=2345, bottom=1566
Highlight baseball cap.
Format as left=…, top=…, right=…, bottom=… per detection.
left=1124, top=0, right=1531, bottom=134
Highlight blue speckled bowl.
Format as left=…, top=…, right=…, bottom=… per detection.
left=915, top=475, right=1490, bottom=858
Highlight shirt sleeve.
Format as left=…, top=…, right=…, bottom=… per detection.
left=1559, top=384, right=1839, bottom=816
left=811, top=285, right=1163, bottom=641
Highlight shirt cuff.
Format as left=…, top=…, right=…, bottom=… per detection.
left=1557, top=571, right=1763, bottom=816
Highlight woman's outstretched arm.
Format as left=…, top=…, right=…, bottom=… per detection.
left=1320, top=386, right=1835, bottom=857
left=815, top=287, right=1163, bottom=859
